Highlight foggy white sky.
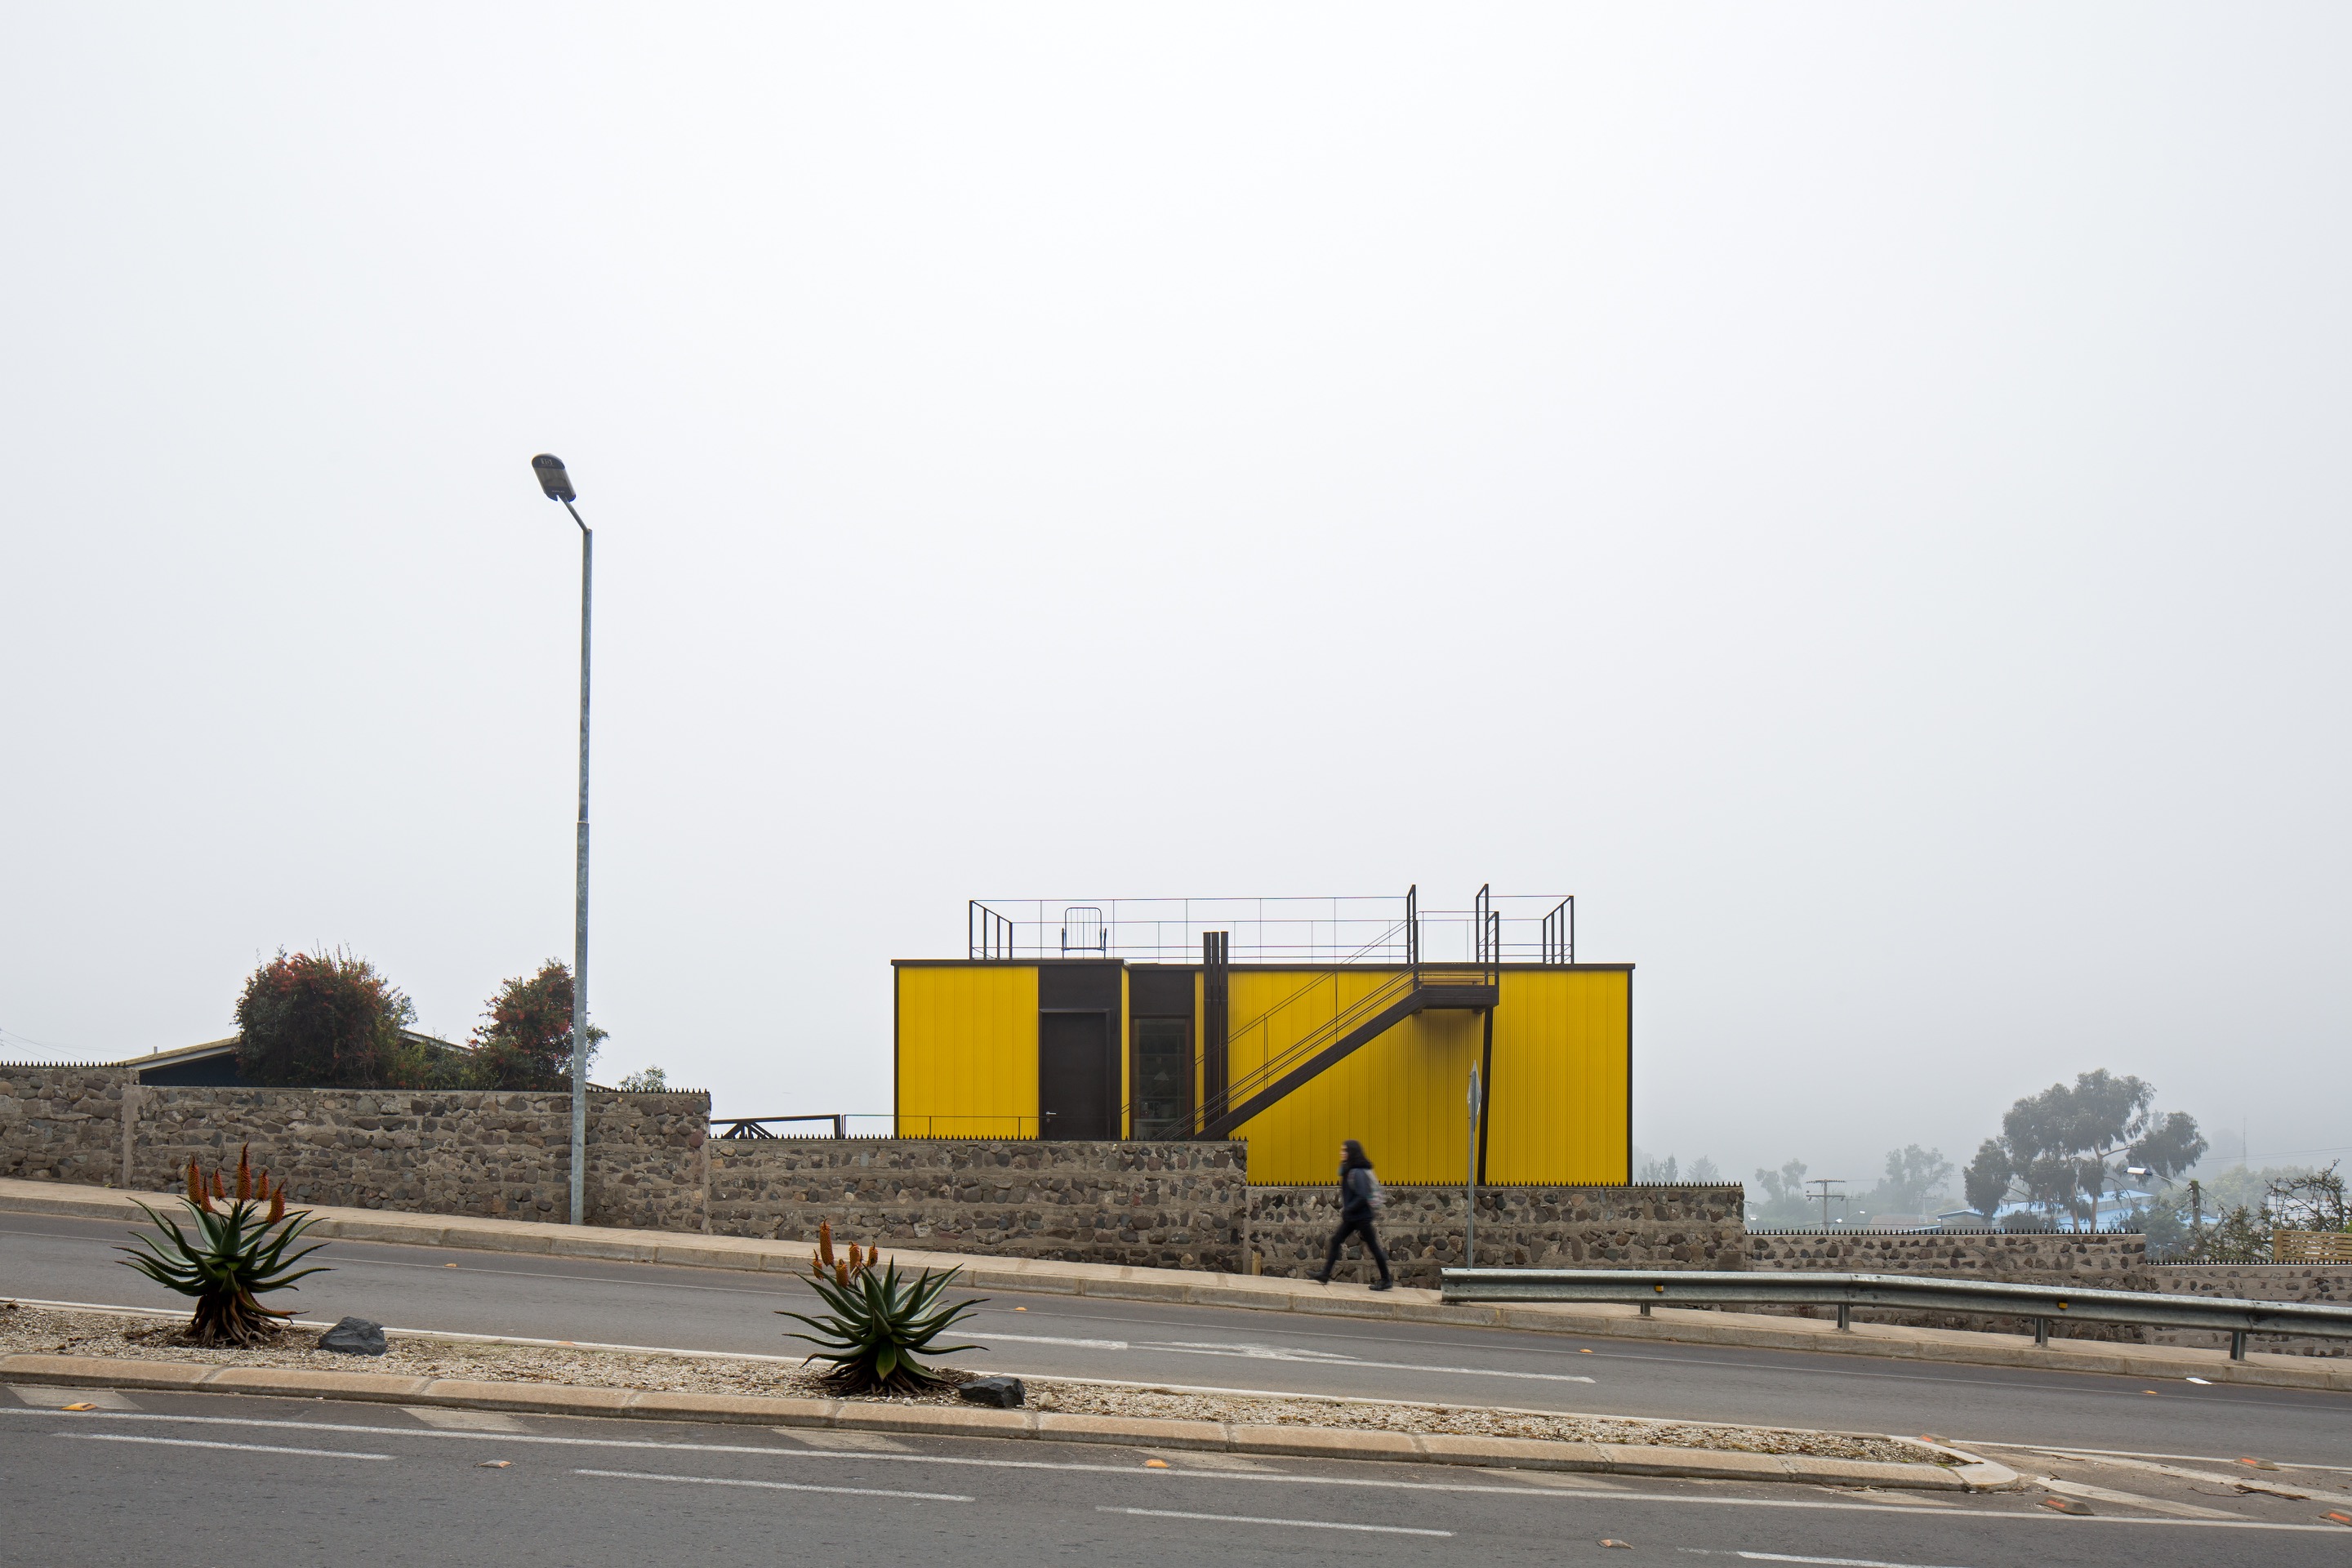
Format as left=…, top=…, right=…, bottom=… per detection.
left=2, top=6, right=2345, bottom=1192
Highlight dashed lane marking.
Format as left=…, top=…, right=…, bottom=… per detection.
left=58, top=1432, right=389, bottom=1459
left=1679, top=1552, right=1978, bottom=1568
left=576, top=1468, right=969, bottom=1502
left=1098, top=1506, right=1450, bottom=1537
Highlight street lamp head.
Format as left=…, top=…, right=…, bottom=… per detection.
left=532, top=453, right=577, bottom=503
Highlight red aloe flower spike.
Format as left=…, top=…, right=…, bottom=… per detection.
left=817, top=1220, right=835, bottom=1270
left=212, top=1169, right=227, bottom=1200
left=835, top=1260, right=849, bottom=1287
left=185, top=1158, right=202, bottom=1205
left=267, top=1182, right=286, bottom=1224
left=235, top=1146, right=252, bottom=1202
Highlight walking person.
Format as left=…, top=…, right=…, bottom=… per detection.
left=1313, top=1138, right=1393, bottom=1290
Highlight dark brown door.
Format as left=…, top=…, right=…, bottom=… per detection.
left=1039, top=1012, right=1112, bottom=1140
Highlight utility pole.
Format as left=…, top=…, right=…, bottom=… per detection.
left=1806, top=1178, right=1847, bottom=1227
left=532, top=454, right=593, bottom=1227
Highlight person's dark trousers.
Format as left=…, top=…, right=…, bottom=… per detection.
left=1319, top=1216, right=1391, bottom=1284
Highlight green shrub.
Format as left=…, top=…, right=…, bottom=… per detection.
left=118, top=1147, right=329, bottom=1344
left=467, top=960, right=604, bottom=1089
left=234, top=949, right=419, bottom=1088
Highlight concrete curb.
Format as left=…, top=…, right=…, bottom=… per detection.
left=8, top=1176, right=2344, bottom=1394
left=0, top=1351, right=2017, bottom=1492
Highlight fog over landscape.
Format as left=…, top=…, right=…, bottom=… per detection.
left=2, top=7, right=2345, bottom=1195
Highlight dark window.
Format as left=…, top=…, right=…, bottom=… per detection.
left=1133, top=1018, right=1191, bottom=1138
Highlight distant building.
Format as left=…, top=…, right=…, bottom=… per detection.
left=903, top=888, right=1627, bottom=1186
left=118, top=1030, right=471, bottom=1087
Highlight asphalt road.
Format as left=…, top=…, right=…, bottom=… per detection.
left=5, top=1387, right=2348, bottom=1567
left=6, top=1209, right=2350, bottom=1473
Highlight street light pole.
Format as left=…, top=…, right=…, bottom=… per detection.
left=532, top=454, right=591, bottom=1227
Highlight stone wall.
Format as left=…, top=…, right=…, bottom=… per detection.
left=708, top=1139, right=1247, bottom=1272
left=0, top=1067, right=127, bottom=1187
left=1745, top=1227, right=2151, bottom=1339
left=1250, top=1184, right=1747, bottom=1289
left=2151, top=1264, right=2352, bottom=1357
left=0, top=1066, right=706, bottom=1228
left=129, top=1086, right=709, bottom=1227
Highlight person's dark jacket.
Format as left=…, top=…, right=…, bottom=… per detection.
left=1339, top=1158, right=1376, bottom=1223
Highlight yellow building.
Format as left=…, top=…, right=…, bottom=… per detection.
left=894, top=889, right=1630, bottom=1186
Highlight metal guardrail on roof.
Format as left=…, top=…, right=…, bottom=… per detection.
left=1438, top=1267, right=2352, bottom=1361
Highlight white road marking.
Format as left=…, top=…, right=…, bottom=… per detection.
left=782, top=1430, right=911, bottom=1452
left=1147, top=1449, right=1272, bottom=1472
left=979, top=1333, right=1131, bottom=1350
left=1967, top=1441, right=2352, bottom=1475
left=11, top=1385, right=136, bottom=1410
left=1681, top=1553, right=1980, bottom=1568
left=1147, top=1341, right=1598, bottom=1383
left=405, top=1406, right=527, bottom=1432
left=2032, top=1475, right=2242, bottom=1520
left=2024, top=1449, right=2352, bottom=1503
left=1504, top=1470, right=1624, bottom=1491
left=577, top=1468, right=969, bottom=1501
left=982, top=1330, right=1598, bottom=1383
left=1098, top=1505, right=1450, bottom=1537
left=60, top=1432, right=389, bottom=1459
left=8, top=1409, right=2345, bottom=1530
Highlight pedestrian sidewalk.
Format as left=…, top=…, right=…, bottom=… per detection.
left=4, top=1176, right=2343, bottom=1393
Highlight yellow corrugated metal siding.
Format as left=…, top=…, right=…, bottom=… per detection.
left=891, top=960, right=1630, bottom=1184
left=1232, top=1002, right=1484, bottom=1185
left=1481, top=968, right=1630, bottom=1185
left=893, top=964, right=1039, bottom=1137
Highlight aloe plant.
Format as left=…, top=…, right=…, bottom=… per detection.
left=118, top=1146, right=330, bottom=1344
left=777, top=1222, right=982, bottom=1395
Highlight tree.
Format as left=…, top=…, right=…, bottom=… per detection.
left=235, top=950, right=420, bottom=1088
left=1962, top=1071, right=2206, bottom=1229
left=467, top=960, right=604, bottom=1091
left=1869, top=1145, right=1953, bottom=1214
left=1748, top=1159, right=1812, bottom=1226
left=617, top=1066, right=668, bottom=1093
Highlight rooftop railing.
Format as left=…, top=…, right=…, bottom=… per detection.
left=965, top=887, right=1575, bottom=965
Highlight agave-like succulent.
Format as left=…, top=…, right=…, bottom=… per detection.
left=777, top=1221, right=982, bottom=1395
left=118, top=1145, right=330, bottom=1345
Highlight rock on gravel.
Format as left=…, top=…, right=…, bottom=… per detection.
left=317, top=1317, right=387, bottom=1356
left=959, top=1375, right=1026, bottom=1408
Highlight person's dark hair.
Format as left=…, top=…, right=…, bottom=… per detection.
left=1341, top=1139, right=1370, bottom=1169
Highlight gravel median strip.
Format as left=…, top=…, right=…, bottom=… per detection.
left=2, top=1301, right=1938, bottom=1468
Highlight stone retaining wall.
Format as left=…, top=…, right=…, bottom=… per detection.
left=708, top=1139, right=1247, bottom=1272
left=1745, top=1228, right=2151, bottom=1340
left=128, top=1085, right=708, bottom=1229
left=2151, top=1264, right=2352, bottom=1357
left=0, top=1065, right=706, bottom=1227
left=1250, top=1184, right=1747, bottom=1290
left=0, top=1068, right=127, bottom=1187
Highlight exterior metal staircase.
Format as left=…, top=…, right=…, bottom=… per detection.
left=1187, top=886, right=1501, bottom=1140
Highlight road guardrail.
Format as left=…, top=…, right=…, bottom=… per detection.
left=1438, top=1267, right=2352, bottom=1361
